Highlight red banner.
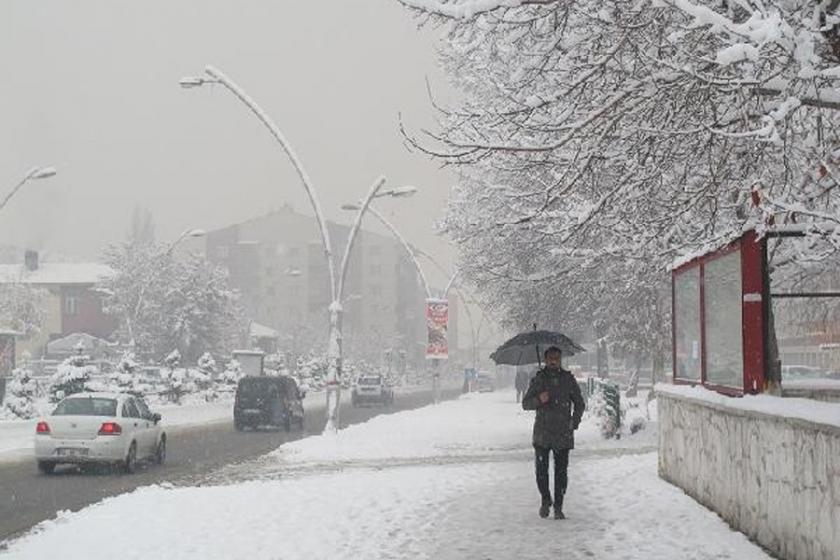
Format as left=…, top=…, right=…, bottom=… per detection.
left=425, top=299, right=449, bottom=359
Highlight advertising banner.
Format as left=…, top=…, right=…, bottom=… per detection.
left=425, top=298, right=449, bottom=359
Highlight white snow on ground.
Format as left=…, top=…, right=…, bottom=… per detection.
left=1, top=390, right=771, bottom=560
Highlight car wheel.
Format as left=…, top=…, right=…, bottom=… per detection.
left=123, top=442, right=137, bottom=474
left=155, top=436, right=167, bottom=465
left=37, top=461, right=56, bottom=475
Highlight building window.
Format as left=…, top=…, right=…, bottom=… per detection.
left=65, top=294, right=79, bottom=316
left=369, top=264, right=382, bottom=275
left=216, top=245, right=229, bottom=259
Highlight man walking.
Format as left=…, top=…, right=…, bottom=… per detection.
left=522, top=346, right=585, bottom=519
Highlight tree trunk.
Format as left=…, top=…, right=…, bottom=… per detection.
left=625, top=350, right=641, bottom=397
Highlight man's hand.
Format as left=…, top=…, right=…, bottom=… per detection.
left=539, top=391, right=550, bottom=404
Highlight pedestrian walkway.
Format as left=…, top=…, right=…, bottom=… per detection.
left=2, top=391, right=771, bottom=560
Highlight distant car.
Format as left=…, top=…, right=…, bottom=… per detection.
left=476, top=373, right=495, bottom=392
left=351, top=375, right=394, bottom=407
left=234, top=375, right=305, bottom=432
left=34, top=392, right=165, bottom=475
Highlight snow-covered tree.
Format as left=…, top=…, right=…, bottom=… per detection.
left=2, top=367, right=38, bottom=419
left=160, top=349, right=190, bottom=403
left=219, top=359, right=244, bottom=385
left=195, top=352, right=217, bottom=390
left=0, top=282, right=45, bottom=338
left=111, top=351, right=140, bottom=391
left=398, top=0, right=840, bottom=359
left=101, top=242, right=246, bottom=364
left=49, top=354, right=96, bottom=402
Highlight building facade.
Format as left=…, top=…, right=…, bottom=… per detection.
left=202, top=206, right=457, bottom=372
left=0, top=251, right=117, bottom=361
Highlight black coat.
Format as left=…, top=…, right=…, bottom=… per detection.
left=522, top=367, right=585, bottom=450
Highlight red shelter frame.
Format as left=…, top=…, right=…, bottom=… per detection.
left=671, top=231, right=768, bottom=396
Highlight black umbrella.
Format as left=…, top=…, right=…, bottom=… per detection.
left=490, top=327, right=585, bottom=367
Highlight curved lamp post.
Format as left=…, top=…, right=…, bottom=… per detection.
left=181, top=65, right=413, bottom=432
left=0, top=166, right=57, bottom=215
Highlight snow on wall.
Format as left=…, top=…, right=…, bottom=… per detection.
left=658, top=387, right=840, bottom=560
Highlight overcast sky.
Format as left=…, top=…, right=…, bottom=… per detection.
left=0, top=0, right=459, bottom=285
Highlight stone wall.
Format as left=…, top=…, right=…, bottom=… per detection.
left=658, top=390, right=840, bottom=560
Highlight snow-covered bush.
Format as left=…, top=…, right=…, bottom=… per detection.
left=219, top=359, right=243, bottom=385
left=2, top=368, right=39, bottom=419
left=586, top=383, right=622, bottom=440
left=160, top=349, right=191, bottom=403
left=49, top=354, right=96, bottom=402
left=110, top=351, right=140, bottom=391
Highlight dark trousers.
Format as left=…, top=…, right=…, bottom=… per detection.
left=534, top=446, right=569, bottom=504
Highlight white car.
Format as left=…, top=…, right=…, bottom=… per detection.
left=351, top=375, right=394, bottom=407
left=34, top=392, right=166, bottom=475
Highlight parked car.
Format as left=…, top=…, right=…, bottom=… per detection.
left=34, top=392, right=165, bottom=475
left=351, top=375, right=394, bottom=407
left=476, top=372, right=495, bottom=393
left=234, top=375, right=305, bottom=431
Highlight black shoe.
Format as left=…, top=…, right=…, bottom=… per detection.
left=554, top=508, right=565, bottom=520
left=539, top=498, right=552, bottom=518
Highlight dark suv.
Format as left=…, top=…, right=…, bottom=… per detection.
left=234, top=375, right=305, bottom=431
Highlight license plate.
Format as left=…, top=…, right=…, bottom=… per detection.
left=56, top=448, right=89, bottom=457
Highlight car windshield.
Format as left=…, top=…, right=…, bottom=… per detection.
left=358, top=377, right=381, bottom=386
left=52, top=398, right=118, bottom=417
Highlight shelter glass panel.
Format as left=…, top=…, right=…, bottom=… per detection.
left=704, top=250, right=744, bottom=388
left=674, top=267, right=702, bottom=381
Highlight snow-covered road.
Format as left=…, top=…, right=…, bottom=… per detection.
left=1, top=390, right=770, bottom=559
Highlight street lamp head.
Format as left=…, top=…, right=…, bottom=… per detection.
left=185, top=229, right=206, bottom=238
left=341, top=203, right=361, bottom=211
left=388, top=186, right=417, bottom=198
left=31, top=167, right=57, bottom=180
left=179, top=76, right=209, bottom=89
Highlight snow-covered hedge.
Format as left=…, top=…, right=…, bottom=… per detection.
left=2, top=368, right=39, bottom=419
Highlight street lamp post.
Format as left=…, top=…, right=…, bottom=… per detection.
left=0, top=166, right=57, bottom=215
left=181, top=65, right=414, bottom=432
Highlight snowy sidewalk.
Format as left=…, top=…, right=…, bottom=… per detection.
left=1, top=391, right=771, bottom=559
